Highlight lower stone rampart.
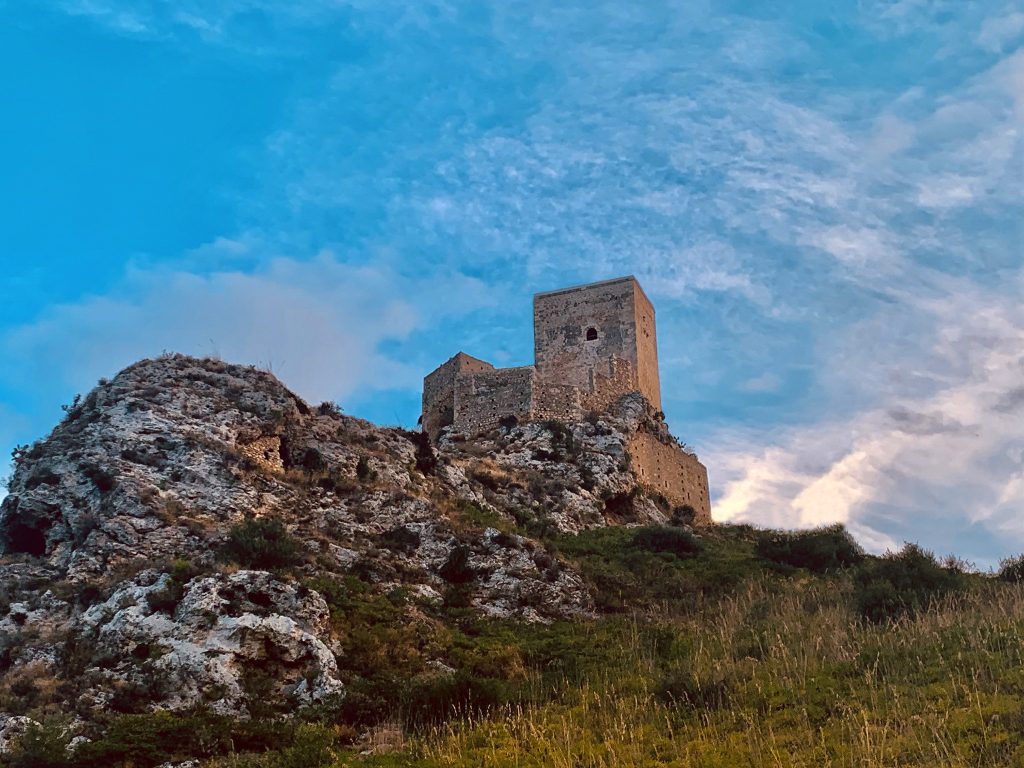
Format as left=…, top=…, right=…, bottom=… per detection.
left=439, top=363, right=713, bottom=525
left=628, top=432, right=711, bottom=524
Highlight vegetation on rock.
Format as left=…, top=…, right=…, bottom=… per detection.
left=1, top=356, right=1021, bottom=768
left=7, top=521, right=1024, bottom=767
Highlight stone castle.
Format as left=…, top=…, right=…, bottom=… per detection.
left=422, top=276, right=711, bottom=522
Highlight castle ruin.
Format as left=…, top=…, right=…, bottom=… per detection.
left=422, top=276, right=712, bottom=523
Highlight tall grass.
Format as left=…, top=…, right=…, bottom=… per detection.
left=345, top=577, right=1024, bottom=767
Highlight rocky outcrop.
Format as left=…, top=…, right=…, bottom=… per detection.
left=79, top=569, right=342, bottom=716
left=0, top=355, right=694, bottom=737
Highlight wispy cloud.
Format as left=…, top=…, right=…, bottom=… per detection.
left=53, top=0, right=351, bottom=51
left=711, top=273, right=1024, bottom=565
left=1, top=246, right=491, bottom=405
left=23, top=0, right=1024, bottom=561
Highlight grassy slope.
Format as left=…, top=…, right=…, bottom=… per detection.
left=10, top=524, right=1024, bottom=768
left=343, top=527, right=1024, bottom=768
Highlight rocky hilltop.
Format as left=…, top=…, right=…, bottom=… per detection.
left=0, top=355, right=696, bottom=738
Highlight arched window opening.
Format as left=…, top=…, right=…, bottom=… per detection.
left=585, top=327, right=598, bottom=341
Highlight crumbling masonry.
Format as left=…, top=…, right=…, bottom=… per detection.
left=422, top=276, right=711, bottom=523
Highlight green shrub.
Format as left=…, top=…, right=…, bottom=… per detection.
left=541, top=420, right=577, bottom=458
left=6, top=720, right=70, bottom=768
left=264, top=723, right=336, bottom=768
left=297, top=447, right=326, bottom=474
left=755, top=524, right=864, bottom=572
left=469, top=469, right=503, bottom=491
left=552, top=526, right=765, bottom=613
left=454, top=500, right=514, bottom=534
left=631, top=526, right=703, bottom=559
left=439, top=545, right=476, bottom=584
left=403, top=672, right=517, bottom=729
left=315, top=472, right=358, bottom=495
left=355, top=456, right=376, bottom=482
left=378, top=526, right=421, bottom=554
left=854, top=543, right=966, bottom=622
left=147, top=559, right=200, bottom=614
left=220, top=516, right=303, bottom=569
left=998, top=554, right=1024, bottom=582
left=398, top=429, right=438, bottom=475
left=655, top=665, right=731, bottom=709
left=317, top=401, right=342, bottom=417
left=72, top=711, right=224, bottom=766
left=671, top=504, right=698, bottom=526
left=66, top=711, right=292, bottom=767
left=80, top=463, right=117, bottom=493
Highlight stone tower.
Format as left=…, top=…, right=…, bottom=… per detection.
left=533, top=276, right=661, bottom=412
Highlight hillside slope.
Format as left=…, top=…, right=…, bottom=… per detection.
left=0, top=355, right=690, bottom=732
left=3, top=355, right=1019, bottom=768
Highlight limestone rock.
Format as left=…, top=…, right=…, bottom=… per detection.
left=79, top=570, right=342, bottom=716
left=0, top=715, right=38, bottom=755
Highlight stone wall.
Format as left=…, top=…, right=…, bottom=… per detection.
left=237, top=435, right=284, bottom=474
left=532, top=381, right=583, bottom=423
left=632, top=282, right=662, bottom=412
left=628, top=432, right=711, bottom=524
left=580, top=357, right=638, bottom=414
left=453, top=366, right=535, bottom=436
left=422, top=352, right=494, bottom=438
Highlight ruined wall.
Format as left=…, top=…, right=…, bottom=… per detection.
left=533, top=277, right=641, bottom=397
left=628, top=432, right=711, bottom=524
left=632, top=282, right=662, bottom=412
left=453, top=366, right=535, bottom=436
left=532, top=381, right=583, bottom=423
left=237, top=435, right=284, bottom=474
left=422, top=353, right=494, bottom=439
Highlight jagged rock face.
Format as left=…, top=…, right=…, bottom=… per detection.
left=79, top=570, right=342, bottom=716
left=437, top=392, right=672, bottom=534
left=0, top=355, right=679, bottom=728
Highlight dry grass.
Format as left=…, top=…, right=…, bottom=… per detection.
left=343, top=578, right=1024, bottom=767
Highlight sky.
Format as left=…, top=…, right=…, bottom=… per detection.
left=0, top=1, right=1021, bottom=566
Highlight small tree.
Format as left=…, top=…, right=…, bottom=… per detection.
left=439, top=544, right=476, bottom=584
left=221, top=516, right=303, bottom=569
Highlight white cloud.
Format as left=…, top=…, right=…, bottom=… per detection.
left=978, top=11, right=1024, bottom=52
left=1, top=250, right=490, bottom=404
left=60, top=0, right=151, bottom=34
left=802, top=226, right=897, bottom=270
left=741, top=373, right=783, bottom=394
left=710, top=273, right=1024, bottom=565
left=53, top=0, right=352, bottom=50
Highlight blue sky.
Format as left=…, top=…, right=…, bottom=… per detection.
left=1, top=1, right=1021, bottom=565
